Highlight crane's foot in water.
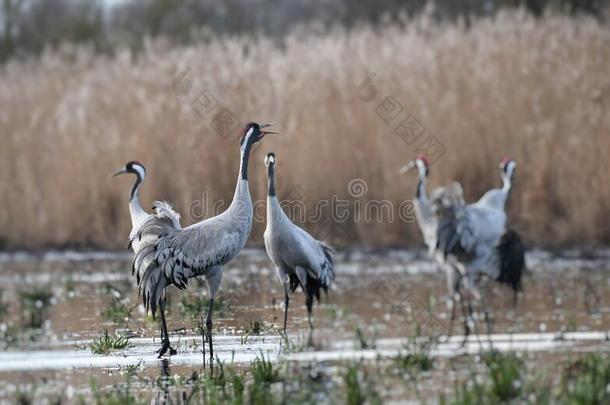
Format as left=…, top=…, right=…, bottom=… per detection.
left=156, top=339, right=177, bottom=358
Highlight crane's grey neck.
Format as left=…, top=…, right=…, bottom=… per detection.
left=267, top=164, right=276, bottom=197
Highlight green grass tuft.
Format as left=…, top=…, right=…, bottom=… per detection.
left=560, top=353, right=610, bottom=404
left=483, top=351, right=525, bottom=402
left=248, top=352, right=280, bottom=404
left=395, top=331, right=437, bottom=374
left=90, top=330, right=130, bottom=355
left=394, top=351, right=434, bottom=374
left=251, top=352, right=280, bottom=385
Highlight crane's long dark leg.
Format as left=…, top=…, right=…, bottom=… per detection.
left=203, top=266, right=222, bottom=372
left=200, top=302, right=215, bottom=371
left=201, top=311, right=206, bottom=368
left=159, top=316, right=166, bottom=341
left=206, top=298, right=214, bottom=367
left=156, top=299, right=177, bottom=357
left=283, top=291, right=290, bottom=334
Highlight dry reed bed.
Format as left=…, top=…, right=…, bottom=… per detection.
left=0, top=11, right=609, bottom=250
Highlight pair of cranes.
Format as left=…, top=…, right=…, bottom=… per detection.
left=112, top=123, right=335, bottom=361
left=402, top=155, right=525, bottom=339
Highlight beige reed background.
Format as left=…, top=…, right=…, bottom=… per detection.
left=0, top=11, right=609, bottom=250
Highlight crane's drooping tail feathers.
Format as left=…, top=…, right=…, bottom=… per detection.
left=288, top=242, right=334, bottom=312
left=130, top=201, right=182, bottom=318
left=496, top=229, right=525, bottom=294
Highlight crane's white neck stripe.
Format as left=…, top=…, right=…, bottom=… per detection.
left=133, top=165, right=146, bottom=180
left=241, top=127, right=254, bottom=150
left=415, top=160, right=427, bottom=177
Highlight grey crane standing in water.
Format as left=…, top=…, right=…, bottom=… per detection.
left=263, top=152, right=334, bottom=337
left=400, top=155, right=466, bottom=335
left=400, top=155, right=464, bottom=298
left=116, top=123, right=277, bottom=362
left=432, top=158, right=525, bottom=338
left=112, top=161, right=181, bottom=357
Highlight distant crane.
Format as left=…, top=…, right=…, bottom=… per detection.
left=432, top=158, right=525, bottom=338
left=119, top=122, right=277, bottom=362
left=400, top=155, right=463, bottom=298
left=400, top=156, right=470, bottom=337
left=112, top=161, right=180, bottom=356
left=263, top=152, right=334, bottom=337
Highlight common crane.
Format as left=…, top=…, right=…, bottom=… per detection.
left=432, top=158, right=525, bottom=338
left=400, top=155, right=464, bottom=298
left=263, top=152, right=334, bottom=337
left=112, top=161, right=180, bottom=356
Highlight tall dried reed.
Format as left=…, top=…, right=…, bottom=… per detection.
left=0, top=11, right=608, bottom=250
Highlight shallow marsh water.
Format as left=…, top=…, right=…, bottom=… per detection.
left=1, top=249, right=610, bottom=402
